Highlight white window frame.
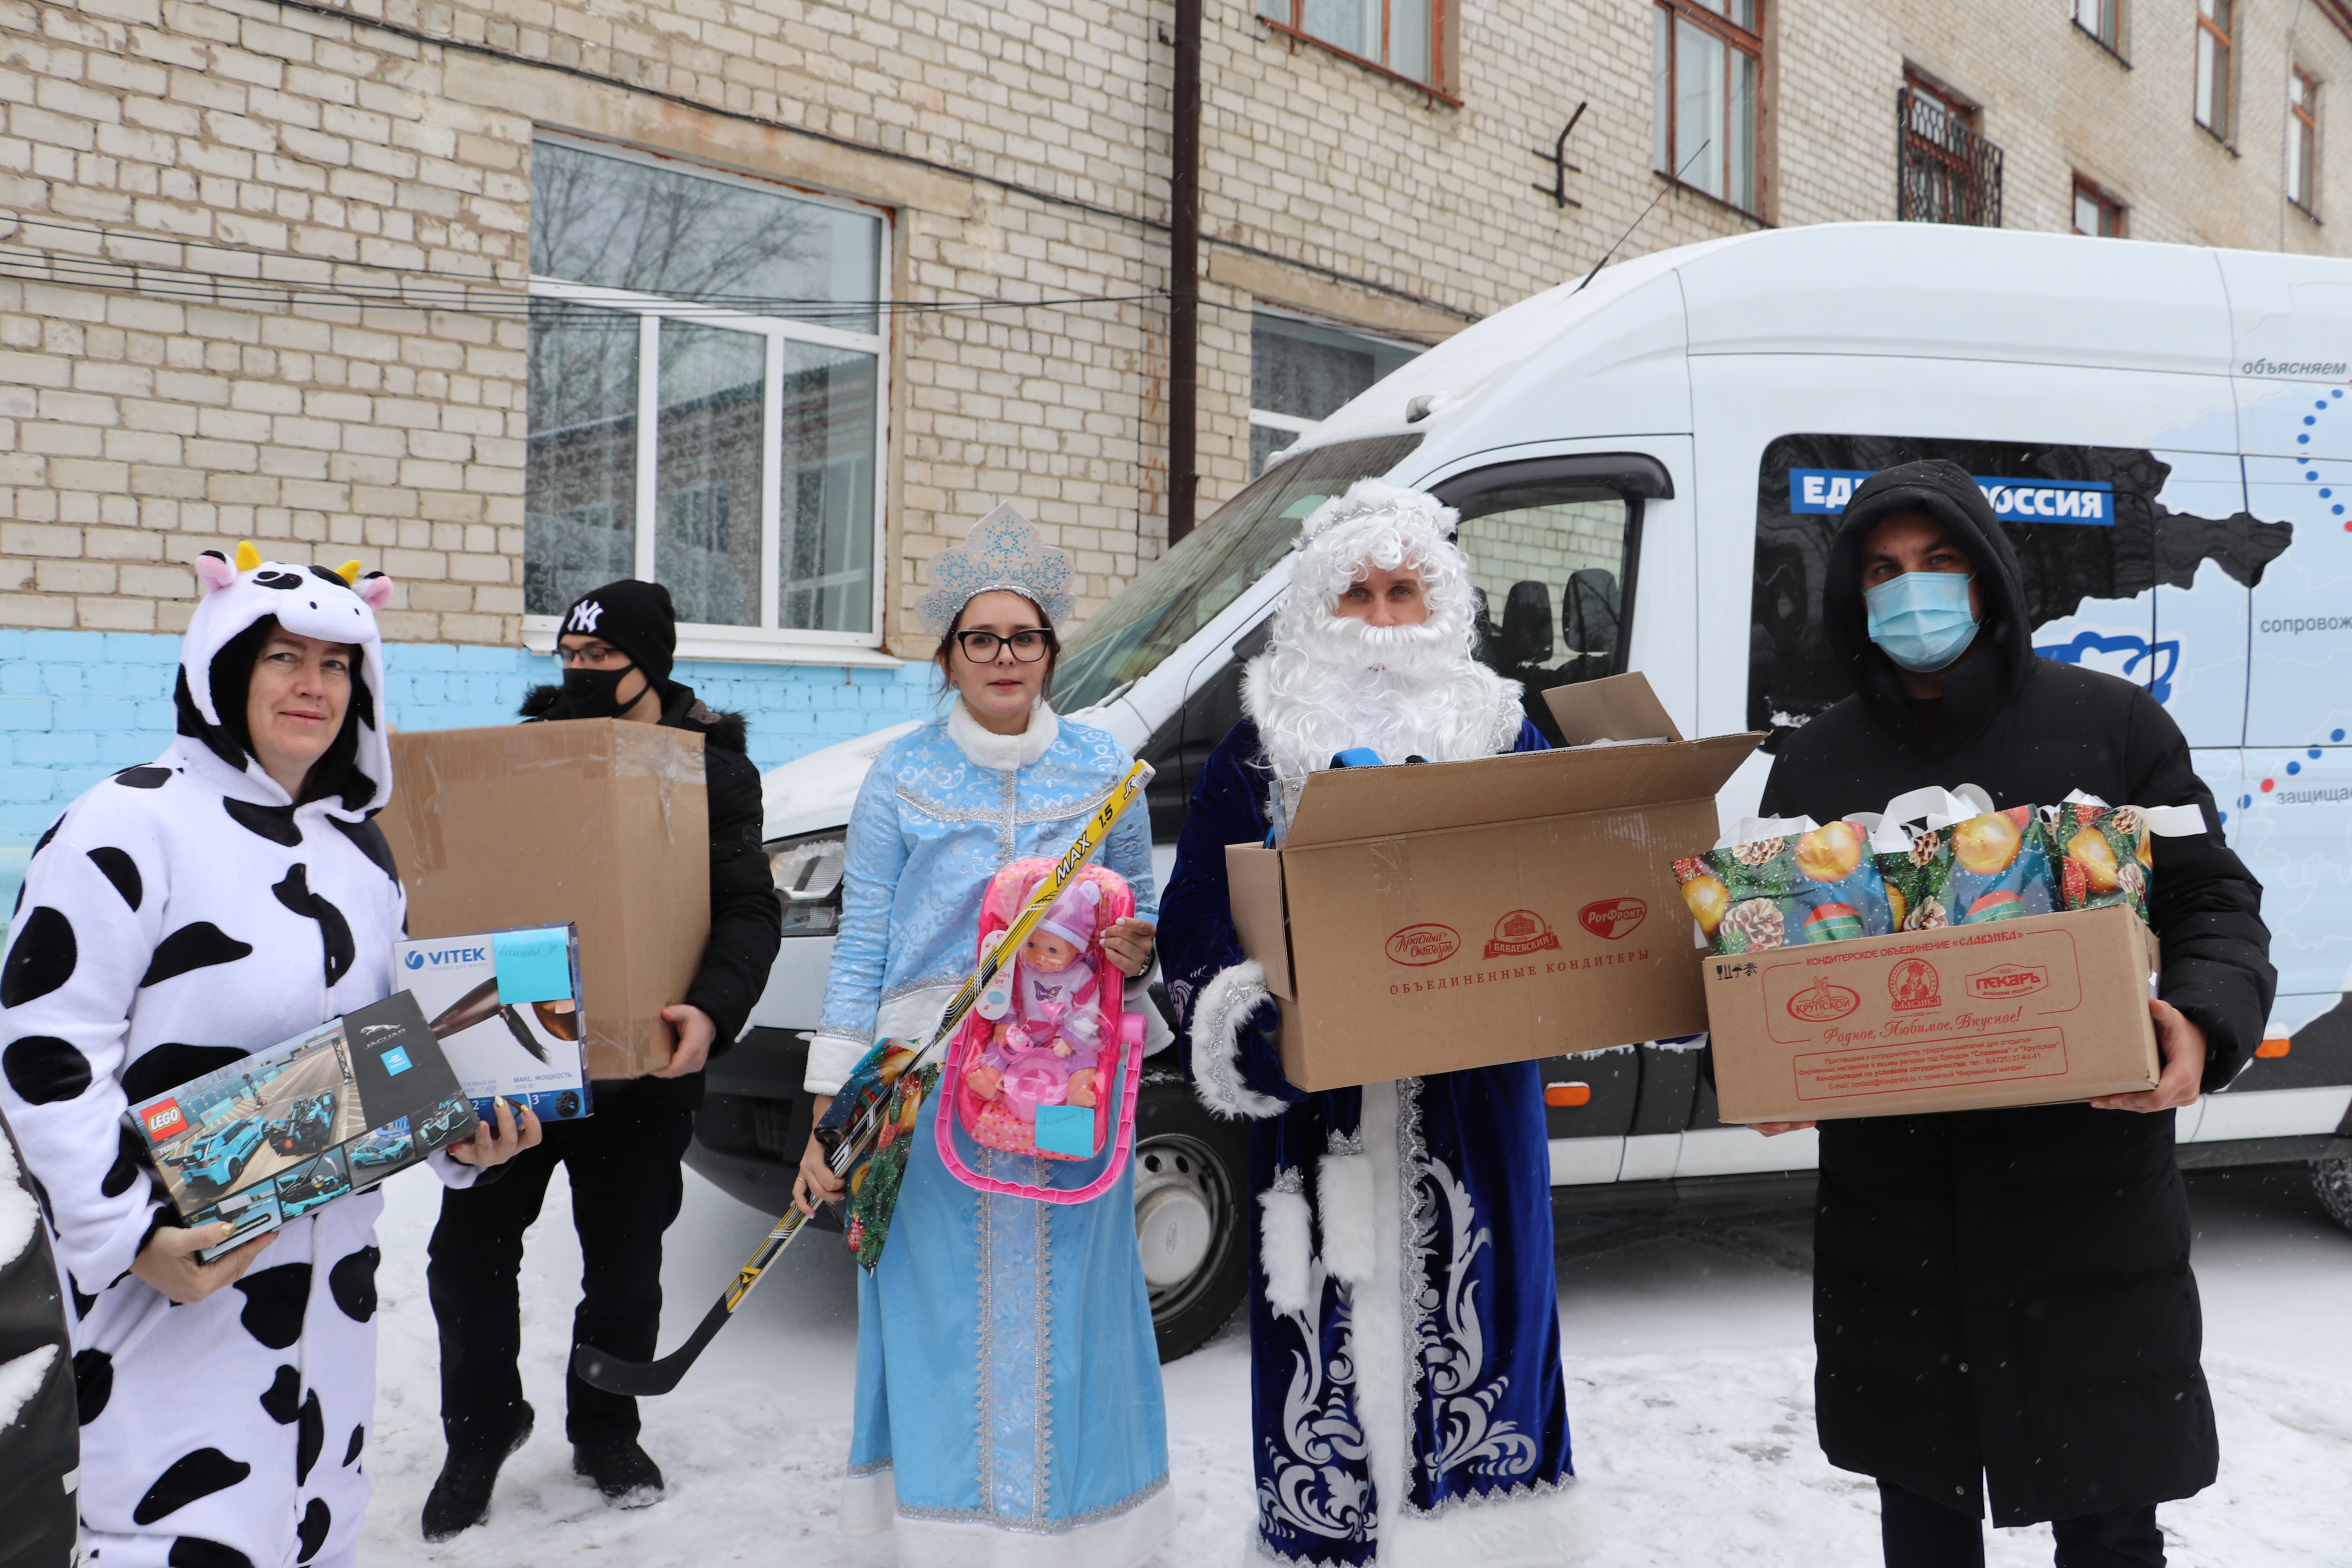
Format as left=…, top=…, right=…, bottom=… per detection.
left=1247, top=305, right=1428, bottom=470
left=522, top=132, right=895, bottom=667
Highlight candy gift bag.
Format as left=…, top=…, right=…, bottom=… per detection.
left=1675, top=817, right=1896, bottom=955
left=1869, top=786, right=2058, bottom=928
left=2042, top=791, right=2207, bottom=919
left=934, top=858, right=1147, bottom=1204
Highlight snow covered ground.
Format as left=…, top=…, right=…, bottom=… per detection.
left=358, top=1161, right=2352, bottom=1566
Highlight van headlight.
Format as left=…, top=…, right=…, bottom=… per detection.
left=767, top=831, right=846, bottom=937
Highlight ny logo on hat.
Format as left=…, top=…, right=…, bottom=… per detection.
left=567, top=601, right=605, bottom=632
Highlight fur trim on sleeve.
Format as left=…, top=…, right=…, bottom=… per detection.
left=1259, top=1179, right=1315, bottom=1316
left=1316, top=1151, right=1377, bottom=1287
left=1189, top=959, right=1289, bottom=1120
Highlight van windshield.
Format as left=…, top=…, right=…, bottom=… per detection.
left=1056, top=434, right=1424, bottom=713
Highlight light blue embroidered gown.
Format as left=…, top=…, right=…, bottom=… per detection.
left=809, top=704, right=1174, bottom=1568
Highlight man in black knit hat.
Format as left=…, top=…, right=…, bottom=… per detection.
left=420, top=580, right=782, bottom=1536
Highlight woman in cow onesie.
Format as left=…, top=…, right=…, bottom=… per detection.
left=0, top=546, right=537, bottom=1568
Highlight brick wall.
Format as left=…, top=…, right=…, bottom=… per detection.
left=0, top=623, right=939, bottom=913
left=9, top=0, right=2352, bottom=853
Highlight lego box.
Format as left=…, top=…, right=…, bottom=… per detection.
left=397, top=924, right=593, bottom=1125
left=1704, top=902, right=2163, bottom=1123
left=125, top=992, right=480, bottom=1259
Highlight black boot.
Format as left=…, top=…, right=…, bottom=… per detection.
left=421, top=1401, right=534, bottom=1541
left=573, top=1437, right=664, bottom=1508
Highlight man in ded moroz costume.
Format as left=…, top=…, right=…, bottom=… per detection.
left=1159, top=480, right=1582, bottom=1567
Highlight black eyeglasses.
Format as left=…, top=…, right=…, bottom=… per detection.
left=953, top=629, right=1054, bottom=662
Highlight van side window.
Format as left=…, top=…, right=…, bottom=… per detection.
left=1455, top=490, right=1638, bottom=744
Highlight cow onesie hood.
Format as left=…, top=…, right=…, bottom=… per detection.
left=0, top=546, right=475, bottom=1568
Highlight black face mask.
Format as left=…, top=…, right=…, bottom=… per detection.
left=562, top=662, right=643, bottom=719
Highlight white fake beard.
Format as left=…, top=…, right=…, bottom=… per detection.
left=1242, top=610, right=1518, bottom=797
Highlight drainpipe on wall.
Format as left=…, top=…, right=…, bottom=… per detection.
left=1167, top=0, right=1202, bottom=544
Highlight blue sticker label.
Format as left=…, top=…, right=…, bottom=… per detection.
left=1034, top=1104, right=1095, bottom=1158
left=1789, top=468, right=2114, bottom=525
left=493, top=927, right=573, bottom=1006
left=379, top=1046, right=413, bottom=1076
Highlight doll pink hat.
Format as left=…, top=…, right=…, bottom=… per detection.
left=1035, top=882, right=1102, bottom=949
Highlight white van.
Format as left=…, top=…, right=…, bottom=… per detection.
left=692, top=221, right=2352, bottom=1358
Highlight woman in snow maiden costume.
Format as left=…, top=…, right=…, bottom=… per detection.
left=791, top=505, right=1174, bottom=1568
left=1157, top=481, right=1583, bottom=1568
left=0, top=547, right=537, bottom=1568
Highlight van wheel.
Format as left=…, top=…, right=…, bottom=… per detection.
left=1134, top=1072, right=1249, bottom=1363
left=2315, top=1158, right=2352, bottom=1233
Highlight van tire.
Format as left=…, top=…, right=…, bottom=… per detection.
left=1133, top=1071, right=1250, bottom=1363
left=2315, top=1158, right=2352, bottom=1233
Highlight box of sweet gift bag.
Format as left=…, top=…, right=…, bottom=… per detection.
left=1693, top=788, right=2201, bottom=1123
left=1223, top=673, right=1764, bottom=1091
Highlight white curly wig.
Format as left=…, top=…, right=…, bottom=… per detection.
left=1242, top=478, right=1523, bottom=797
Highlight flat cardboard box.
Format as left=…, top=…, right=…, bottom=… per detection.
left=381, top=721, right=709, bottom=1082
left=1705, top=902, right=2162, bottom=1122
left=1225, top=674, right=1762, bottom=1090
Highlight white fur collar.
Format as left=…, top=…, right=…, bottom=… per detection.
left=947, top=697, right=1059, bottom=771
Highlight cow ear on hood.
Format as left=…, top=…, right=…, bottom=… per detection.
left=194, top=551, right=236, bottom=593
left=356, top=570, right=395, bottom=611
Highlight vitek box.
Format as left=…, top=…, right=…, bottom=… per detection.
left=396, top=924, right=592, bottom=1125
left=1224, top=674, right=1762, bottom=1090
left=1704, top=902, right=2163, bottom=1123
left=124, top=993, right=479, bottom=1258
left=380, top=721, right=710, bottom=1082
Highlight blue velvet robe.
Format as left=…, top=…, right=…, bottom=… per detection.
left=1158, top=717, right=1576, bottom=1567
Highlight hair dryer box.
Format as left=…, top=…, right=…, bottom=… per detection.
left=395, top=924, right=592, bottom=1124
left=378, top=721, right=710, bottom=1081
left=1703, top=901, right=2163, bottom=1123
left=1223, top=673, right=1762, bottom=1090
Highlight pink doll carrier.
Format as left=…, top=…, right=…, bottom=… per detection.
left=935, top=858, right=1147, bottom=1204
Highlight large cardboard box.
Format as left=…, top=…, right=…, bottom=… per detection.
left=1705, top=902, right=2161, bottom=1122
left=1224, top=675, right=1761, bottom=1090
left=381, top=722, right=710, bottom=1082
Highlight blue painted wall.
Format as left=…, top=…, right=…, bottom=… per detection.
left=0, top=627, right=942, bottom=907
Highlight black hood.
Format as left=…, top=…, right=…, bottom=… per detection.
left=1822, top=459, right=2038, bottom=757
left=519, top=678, right=749, bottom=755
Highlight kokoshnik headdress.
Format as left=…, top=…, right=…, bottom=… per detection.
left=918, top=503, right=1078, bottom=635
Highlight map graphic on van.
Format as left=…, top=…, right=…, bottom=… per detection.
left=1749, top=436, right=2293, bottom=744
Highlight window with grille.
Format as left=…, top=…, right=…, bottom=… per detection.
left=1897, top=79, right=2003, bottom=228
left=2073, top=176, right=2126, bottom=238
left=1258, top=0, right=1443, bottom=93
left=2194, top=0, right=2234, bottom=140
left=1651, top=0, right=1763, bottom=214
left=2290, top=68, right=2321, bottom=215
left=2072, top=0, right=2124, bottom=58
left=524, top=136, right=889, bottom=654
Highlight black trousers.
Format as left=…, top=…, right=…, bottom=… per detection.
left=427, top=1100, right=697, bottom=1453
left=1880, top=1482, right=2167, bottom=1568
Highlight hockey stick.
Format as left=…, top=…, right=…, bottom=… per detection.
left=574, top=758, right=1153, bottom=1398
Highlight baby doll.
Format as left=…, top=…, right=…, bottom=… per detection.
left=968, top=883, right=1105, bottom=1118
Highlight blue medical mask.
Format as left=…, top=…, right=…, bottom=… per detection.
left=1863, top=572, right=1979, bottom=673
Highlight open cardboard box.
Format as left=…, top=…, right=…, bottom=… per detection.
left=1705, top=902, right=2162, bottom=1122
left=1224, top=674, right=1762, bottom=1091
left=380, top=721, right=710, bottom=1082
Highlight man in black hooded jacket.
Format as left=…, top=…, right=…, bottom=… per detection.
left=420, top=579, right=781, bottom=1536
left=1757, top=461, right=2274, bottom=1567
